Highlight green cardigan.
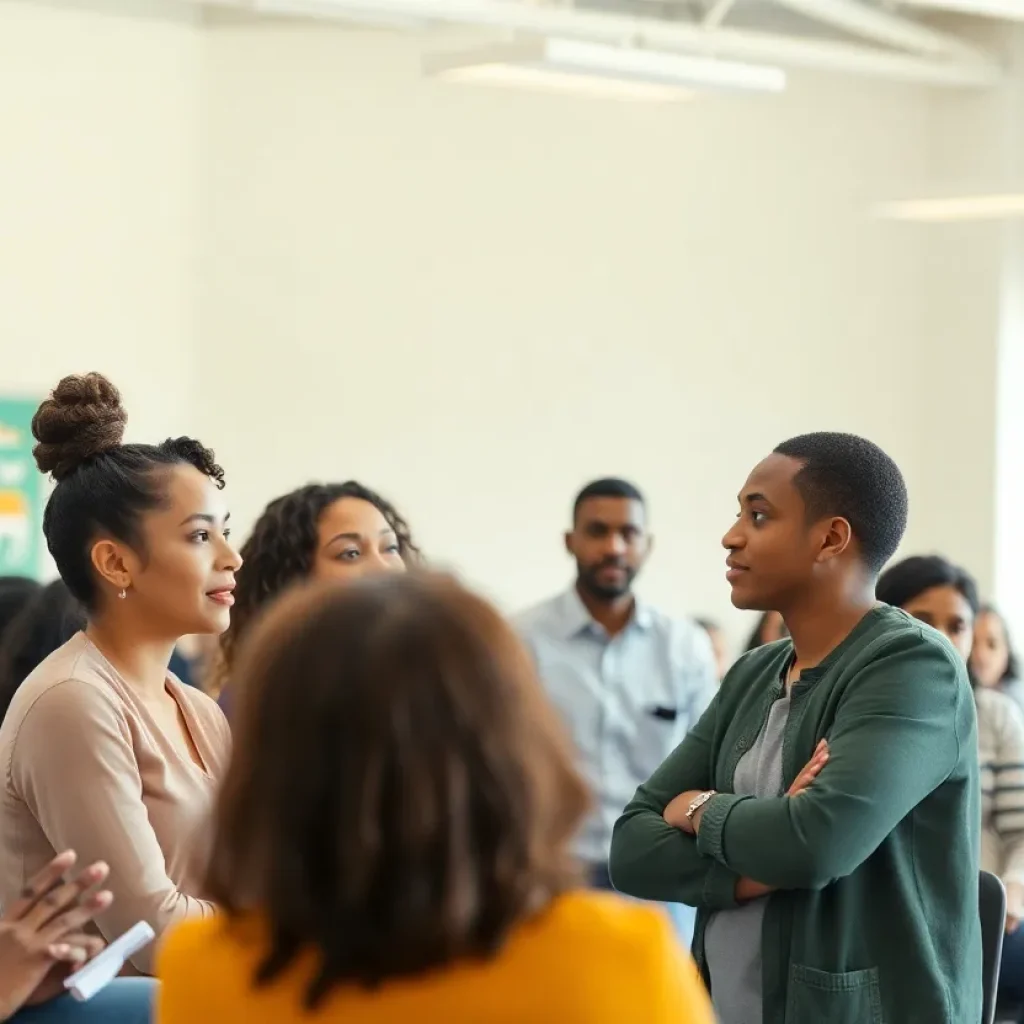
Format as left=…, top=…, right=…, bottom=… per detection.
left=610, top=605, right=982, bottom=1024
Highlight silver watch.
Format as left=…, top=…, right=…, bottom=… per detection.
left=684, top=790, right=717, bottom=820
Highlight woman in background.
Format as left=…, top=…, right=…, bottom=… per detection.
left=158, top=573, right=713, bottom=1024
left=0, top=373, right=239, bottom=974
left=972, top=605, right=1024, bottom=712
left=743, top=610, right=787, bottom=652
left=0, top=580, right=84, bottom=724
left=876, top=555, right=1024, bottom=1008
left=695, top=619, right=730, bottom=682
left=0, top=578, right=40, bottom=645
left=213, top=481, right=419, bottom=706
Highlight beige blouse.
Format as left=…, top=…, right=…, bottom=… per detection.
left=0, top=633, right=230, bottom=974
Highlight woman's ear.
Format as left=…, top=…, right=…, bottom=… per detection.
left=90, top=539, right=132, bottom=592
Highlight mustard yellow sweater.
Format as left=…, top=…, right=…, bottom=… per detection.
left=157, top=891, right=713, bottom=1023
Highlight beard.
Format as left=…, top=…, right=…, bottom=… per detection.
left=577, top=559, right=637, bottom=602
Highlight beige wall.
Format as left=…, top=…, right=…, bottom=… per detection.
left=3, top=1, right=1017, bottom=648
left=197, top=20, right=934, bottom=639
left=919, top=31, right=1024, bottom=628
left=0, top=0, right=201, bottom=441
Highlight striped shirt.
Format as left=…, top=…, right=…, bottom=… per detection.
left=977, top=686, right=1024, bottom=886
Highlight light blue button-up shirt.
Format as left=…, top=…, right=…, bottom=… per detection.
left=517, top=587, right=718, bottom=866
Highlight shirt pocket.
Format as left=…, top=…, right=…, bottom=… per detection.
left=634, top=705, right=682, bottom=779
left=785, top=964, right=884, bottom=1024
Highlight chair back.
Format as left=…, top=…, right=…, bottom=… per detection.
left=980, top=869, right=1006, bottom=1024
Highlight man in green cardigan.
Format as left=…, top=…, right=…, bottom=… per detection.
left=609, top=432, right=982, bottom=1024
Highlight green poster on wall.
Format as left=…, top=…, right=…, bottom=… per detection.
left=0, top=397, right=42, bottom=579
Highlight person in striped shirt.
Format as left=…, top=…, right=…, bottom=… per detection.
left=876, top=555, right=1024, bottom=1006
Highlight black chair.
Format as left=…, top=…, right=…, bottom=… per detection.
left=981, top=870, right=1007, bottom=1024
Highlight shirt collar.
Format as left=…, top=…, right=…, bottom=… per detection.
left=557, top=586, right=652, bottom=639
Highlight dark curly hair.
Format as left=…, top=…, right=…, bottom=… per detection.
left=33, top=373, right=224, bottom=610
left=216, top=482, right=420, bottom=691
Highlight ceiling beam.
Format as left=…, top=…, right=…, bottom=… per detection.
left=703, top=0, right=738, bottom=30
left=896, top=0, right=1024, bottom=21
left=258, top=0, right=1004, bottom=87
left=771, top=0, right=991, bottom=60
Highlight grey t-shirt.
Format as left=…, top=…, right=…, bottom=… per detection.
left=703, top=692, right=792, bottom=1024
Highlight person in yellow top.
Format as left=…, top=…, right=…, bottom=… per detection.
left=157, top=573, right=714, bottom=1024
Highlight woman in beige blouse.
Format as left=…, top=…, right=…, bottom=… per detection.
left=0, top=372, right=240, bottom=975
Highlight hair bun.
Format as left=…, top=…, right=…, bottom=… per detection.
left=32, top=373, right=127, bottom=481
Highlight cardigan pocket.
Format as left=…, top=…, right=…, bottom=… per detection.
left=786, top=964, right=884, bottom=1024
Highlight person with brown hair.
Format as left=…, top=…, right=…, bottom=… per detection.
left=212, top=481, right=418, bottom=705
left=157, top=573, right=714, bottom=1024
left=0, top=373, right=240, bottom=975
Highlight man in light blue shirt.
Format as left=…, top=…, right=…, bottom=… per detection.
left=517, top=477, right=717, bottom=942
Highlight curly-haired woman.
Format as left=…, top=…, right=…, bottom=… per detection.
left=0, top=373, right=239, bottom=975
left=213, top=482, right=419, bottom=708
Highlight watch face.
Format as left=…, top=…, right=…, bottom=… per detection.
left=687, top=791, right=712, bottom=817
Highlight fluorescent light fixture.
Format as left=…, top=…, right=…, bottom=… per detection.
left=424, top=39, right=786, bottom=102
left=257, top=0, right=427, bottom=29
left=435, top=63, right=694, bottom=102
left=875, top=193, right=1024, bottom=222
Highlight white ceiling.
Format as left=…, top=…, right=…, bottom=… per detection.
left=186, top=0, right=1024, bottom=87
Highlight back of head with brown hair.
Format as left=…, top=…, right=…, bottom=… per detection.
left=206, top=571, right=589, bottom=1008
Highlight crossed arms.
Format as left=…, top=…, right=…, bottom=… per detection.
left=609, top=634, right=965, bottom=908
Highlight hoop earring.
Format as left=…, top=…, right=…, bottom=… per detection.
left=118, top=589, right=127, bottom=600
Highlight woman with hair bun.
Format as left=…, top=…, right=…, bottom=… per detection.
left=0, top=373, right=241, bottom=976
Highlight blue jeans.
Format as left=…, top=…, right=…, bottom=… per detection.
left=589, top=863, right=695, bottom=948
left=11, top=979, right=154, bottom=1024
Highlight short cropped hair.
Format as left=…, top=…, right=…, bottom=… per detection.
left=774, top=432, right=907, bottom=573
left=206, top=573, right=588, bottom=1007
left=572, top=478, right=644, bottom=522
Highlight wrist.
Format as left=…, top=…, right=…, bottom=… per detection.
left=735, top=877, right=775, bottom=902
left=685, top=790, right=716, bottom=829
left=664, top=790, right=700, bottom=829
left=669, top=789, right=716, bottom=835
left=690, top=799, right=712, bottom=833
